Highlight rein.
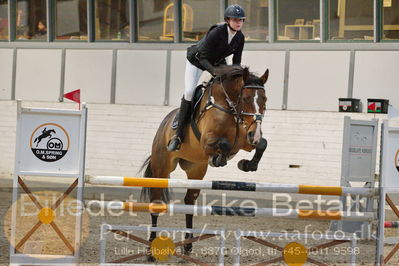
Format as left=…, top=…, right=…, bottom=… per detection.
left=199, top=78, right=265, bottom=123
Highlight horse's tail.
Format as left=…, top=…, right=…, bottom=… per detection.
left=139, top=155, right=171, bottom=203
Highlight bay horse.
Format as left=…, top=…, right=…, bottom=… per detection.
left=140, top=65, right=269, bottom=255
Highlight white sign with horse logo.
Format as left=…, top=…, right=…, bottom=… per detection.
left=16, top=103, right=86, bottom=175
left=30, top=123, right=69, bottom=162
left=10, top=101, right=87, bottom=265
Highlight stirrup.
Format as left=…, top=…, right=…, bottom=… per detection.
left=167, top=135, right=182, bottom=152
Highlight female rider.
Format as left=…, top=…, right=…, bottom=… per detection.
left=167, top=4, right=246, bottom=151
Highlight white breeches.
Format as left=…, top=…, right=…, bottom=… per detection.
left=184, top=60, right=203, bottom=101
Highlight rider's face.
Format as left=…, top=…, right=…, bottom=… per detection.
left=227, top=18, right=244, bottom=31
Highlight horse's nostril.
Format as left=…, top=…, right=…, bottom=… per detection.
left=248, top=131, right=255, bottom=139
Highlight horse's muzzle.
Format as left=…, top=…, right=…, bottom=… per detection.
left=247, top=125, right=262, bottom=145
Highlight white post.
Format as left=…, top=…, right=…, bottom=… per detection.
left=375, top=186, right=386, bottom=265
left=233, top=230, right=242, bottom=266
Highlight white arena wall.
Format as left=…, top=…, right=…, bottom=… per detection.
left=0, top=48, right=398, bottom=110
left=0, top=100, right=385, bottom=186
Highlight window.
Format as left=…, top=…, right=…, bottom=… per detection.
left=182, top=0, right=221, bottom=41
left=383, top=0, right=399, bottom=40
left=276, top=0, right=320, bottom=41
left=55, top=0, right=87, bottom=41
left=16, top=0, right=47, bottom=40
left=95, top=0, right=129, bottom=41
left=137, top=0, right=173, bottom=41
left=228, top=0, right=269, bottom=41
left=0, top=0, right=8, bottom=40
left=329, top=0, right=374, bottom=40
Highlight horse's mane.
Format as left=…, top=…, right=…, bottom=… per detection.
left=214, top=65, right=244, bottom=80
left=214, top=65, right=263, bottom=86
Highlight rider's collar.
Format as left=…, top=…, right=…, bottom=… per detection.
left=226, top=23, right=238, bottom=33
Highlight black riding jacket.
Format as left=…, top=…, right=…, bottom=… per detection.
left=186, top=23, right=245, bottom=76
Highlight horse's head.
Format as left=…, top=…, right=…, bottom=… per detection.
left=239, top=67, right=269, bottom=145
left=215, top=65, right=269, bottom=146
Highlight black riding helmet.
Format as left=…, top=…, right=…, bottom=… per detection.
left=224, top=4, right=246, bottom=21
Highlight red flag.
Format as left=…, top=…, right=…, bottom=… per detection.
left=368, top=102, right=376, bottom=112
left=64, top=89, right=81, bottom=103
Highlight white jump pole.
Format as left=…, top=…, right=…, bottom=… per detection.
left=87, top=176, right=376, bottom=197
left=89, top=201, right=376, bottom=222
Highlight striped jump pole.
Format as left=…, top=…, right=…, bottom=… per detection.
left=86, top=176, right=377, bottom=197
left=91, top=201, right=376, bottom=222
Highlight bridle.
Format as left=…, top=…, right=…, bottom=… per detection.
left=197, top=76, right=265, bottom=150
left=237, top=84, right=266, bottom=129
left=199, top=77, right=265, bottom=128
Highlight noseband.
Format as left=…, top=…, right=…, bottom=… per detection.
left=238, top=85, right=266, bottom=128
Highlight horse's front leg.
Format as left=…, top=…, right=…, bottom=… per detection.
left=238, top=138, right=268, bottom=172
left=205, top=138, right=231, bottom=167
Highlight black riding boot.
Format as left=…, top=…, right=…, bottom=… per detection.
left=167, top=98, right=192, bottom=152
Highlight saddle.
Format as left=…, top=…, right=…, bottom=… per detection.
left=171, top=78, right=214, bottom=130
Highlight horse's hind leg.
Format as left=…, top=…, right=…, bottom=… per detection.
left=148, top=188, right=163, bottom=242
left=183, top=188, right=200, bottom=254
left=180, top=161, right=208, bottom=254
left=146, top=188, right=163, bottom=262
left=147, top=155, right=178, bottom=261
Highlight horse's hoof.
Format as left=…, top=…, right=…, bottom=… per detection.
left=238, top=159, right=250, bottom=172
left=209, top=156, right=223, bottom=167
left=217, top=157, right=227, bottom=167
left=211, top=155, right=227, bottom=167
left=249, top=164, right=258, bottom=171
left=184, top=243, right=193, bottom=255
left=238, top=159, right=258, bottom=172
left=208, top=157, right=216, bottom=167
left=147, top=255, right=156, bottom=262
left=146, top=242, right=156, bottom=262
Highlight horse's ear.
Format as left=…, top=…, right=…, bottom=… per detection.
left=243, top=67, right=249, bottom=83
left=260, top=69, right=269, bottom=84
